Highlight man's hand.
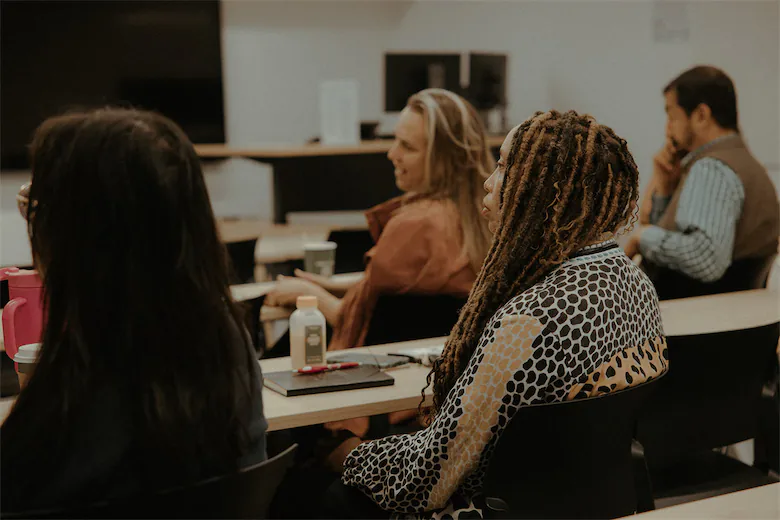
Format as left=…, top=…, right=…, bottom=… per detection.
left=624, top=225, right=650, bottom=260
left=653, top=138, right=683, bottom=196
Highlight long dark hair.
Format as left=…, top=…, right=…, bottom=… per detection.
left=422, top=110, right=640, bottom=419
left=1, top=108, right=257, bottom=498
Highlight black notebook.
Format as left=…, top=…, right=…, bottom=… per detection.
left=263, top=366, right=395, bottom=397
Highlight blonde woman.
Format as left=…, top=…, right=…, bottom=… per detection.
left=269, top=89, right=493, bottom=350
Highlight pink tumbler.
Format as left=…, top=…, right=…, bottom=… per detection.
left=1, top=268, right=45, bottom=367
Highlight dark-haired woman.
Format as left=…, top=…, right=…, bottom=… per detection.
left=1, top=108, right=267, bottom=512
left=331, top=110, right=668, bottom=518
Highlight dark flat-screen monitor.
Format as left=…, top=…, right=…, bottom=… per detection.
left=384, top=52, right=507, bottom=113
left=384, top=53, right=462, bottom=112
left=1, top=0, right=225, bottom=170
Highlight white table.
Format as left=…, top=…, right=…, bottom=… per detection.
left=259, top=338, right=440, bottom=431
left=628, top=482, right=779, bottom=519
left=660, top=289, right=780, bottom=337
left=229, top=272, right=364, bottom=324
left=2, top=289, right=778, bottom=427
left=0, top=337, right=442, bottom=430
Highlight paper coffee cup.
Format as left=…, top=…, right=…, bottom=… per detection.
left=14, top=343, right=40, bottom=389
left=304, top=242, right=337, bottom=277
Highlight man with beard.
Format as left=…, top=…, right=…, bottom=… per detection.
left=626, top=65, right=779, bottom=300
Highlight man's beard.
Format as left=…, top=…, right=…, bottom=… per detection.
left=670, top=127, right=694, bottom=158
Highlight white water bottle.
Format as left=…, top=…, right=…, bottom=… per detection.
left=290, top=296, right=327, bottom=370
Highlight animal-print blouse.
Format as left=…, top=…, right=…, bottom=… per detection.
left=342, top=240, right=668, bottom=519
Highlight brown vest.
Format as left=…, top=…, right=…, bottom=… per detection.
left=656, top=134, right=779, bottom=261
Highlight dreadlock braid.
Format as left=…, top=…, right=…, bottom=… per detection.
left=420, top=110, right=641, bottom=422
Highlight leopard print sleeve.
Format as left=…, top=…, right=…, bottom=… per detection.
left=342, top=312, right=550, bottom=513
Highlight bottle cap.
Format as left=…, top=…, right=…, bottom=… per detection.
left=296, top=296, right=318, bottom=309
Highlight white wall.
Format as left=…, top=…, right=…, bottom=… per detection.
left=0, top=162, right=275, bottom=266
left=220, top=0, right=778, bottom=168
left=0, top=172, right=31, bottom=266
left=2, top=0, right=778, bottom=266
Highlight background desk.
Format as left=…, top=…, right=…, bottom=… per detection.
left=660, top=289, right=780, bottom=337
left=218, top=217, right=370, bottom=281
left=229, top=272, right=364, bottom=305
left=196, top=138, right=504, bottom=223
left=629, top=482, right=778, bottom=519
left=218, top=215, right=367, bottom=244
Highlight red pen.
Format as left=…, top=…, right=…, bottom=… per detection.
left=294, top=362, right=360, bottom=375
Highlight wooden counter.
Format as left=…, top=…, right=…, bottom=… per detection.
left=198, top=138, right=505, bottom=223
left=195, top=136, right=506, bottom=160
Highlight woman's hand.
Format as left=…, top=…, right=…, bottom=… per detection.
left=293, top=269, right=337, bottom=290
left=293, top=269, right=359, bottom=296
left=325, top=435, right=363, bottom=473
left=323, top=417, right=370, bottom=472
left=324, top=416, right=370, bottom=438
left=267, top=275, right=344, bottom=326
left=266, top=276, right=321, bottom=308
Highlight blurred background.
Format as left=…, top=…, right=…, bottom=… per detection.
left=2, top=0, right=778, bottom=267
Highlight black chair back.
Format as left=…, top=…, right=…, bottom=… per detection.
left=5, top=444, right=297, bottom=519
left=636, top=323, right=780, bottom=467
left=645, top=254, right=777, bottom=300
left=752, top=254, right=778, bottom=289
left=225, top=238, right=258, bottom=284
left=483, top=381, right=659, bottom=519
left=755, top=355, right=780, bottom=473
left=363, top=292, right=466, bottom=346
left=327, top=229, right=374, bottom=274
left=240, top=294, right=266, bottom=356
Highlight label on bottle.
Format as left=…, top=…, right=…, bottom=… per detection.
left=304, top=325, right=324, bottom=364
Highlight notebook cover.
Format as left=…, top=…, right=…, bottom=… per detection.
left=263, top=366, right=395, bottom=397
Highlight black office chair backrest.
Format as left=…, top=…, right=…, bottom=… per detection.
left=5, top=444, right=298, bottom=519
left=646, top=254, right=777, bottom=300
left=327, top=229, right=374, bottom=274
left=240, top=294, right=266, bottom=356
left=225, top=238, right=258, bottom=284
left=483, top=381, right=659, bottom=519
left=636, top=323, right=780, bottom=467
left=752, top=253, right=778, bottom=289
left=363, top=292, right=466, bottom=346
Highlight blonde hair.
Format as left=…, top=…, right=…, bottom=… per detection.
left=406, top=88, right=494, bottom=272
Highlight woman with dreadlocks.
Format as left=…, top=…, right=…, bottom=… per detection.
left=329, top=110, right=668, bottom=518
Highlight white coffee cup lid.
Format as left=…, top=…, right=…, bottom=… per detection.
left=14, top=343, right=41, bottom=364
left=304, top=241, right=337, bottom=251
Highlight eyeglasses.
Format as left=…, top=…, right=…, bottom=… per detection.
left=16, top=182, right=32, bottom=220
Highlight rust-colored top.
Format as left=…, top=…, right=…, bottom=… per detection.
left=330, top=195, right=476, bottom=350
